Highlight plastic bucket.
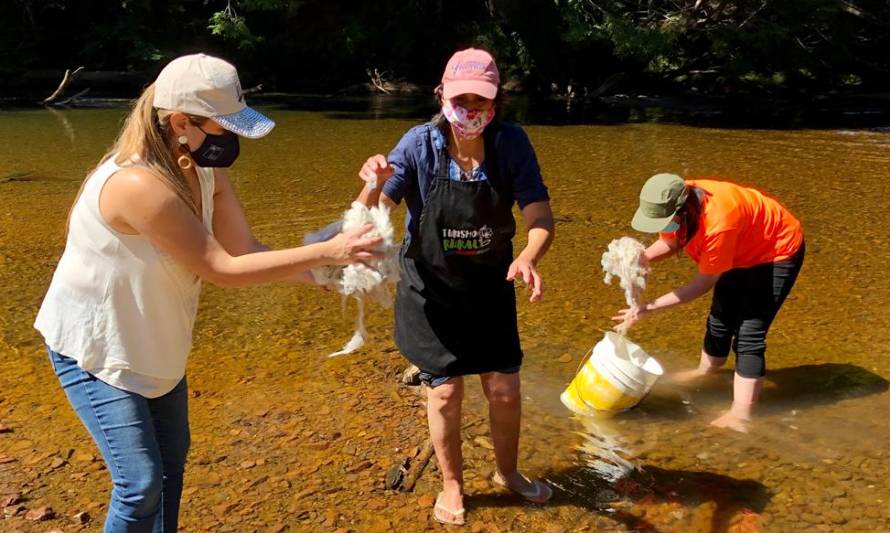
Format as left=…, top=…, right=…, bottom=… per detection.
left=561, top=332, right=663, bottom=415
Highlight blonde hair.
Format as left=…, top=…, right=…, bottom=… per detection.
left=69, top=83, right=206, bottom=229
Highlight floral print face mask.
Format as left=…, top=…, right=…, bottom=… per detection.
left=441, top=98, right=495, bottom=140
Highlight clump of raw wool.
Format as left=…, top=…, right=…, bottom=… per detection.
left=309, top=202, right=400, bottom=356
left=601, top=237, right=650, bottom=335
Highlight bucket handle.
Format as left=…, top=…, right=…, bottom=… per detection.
left=574, top=345, right=595, bottom=375
left=574, top=344, right=612, bottom=413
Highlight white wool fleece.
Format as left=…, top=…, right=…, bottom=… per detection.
left=310, top=202, right=401, bottom=356
left=601, top=237, right=650, bottom=334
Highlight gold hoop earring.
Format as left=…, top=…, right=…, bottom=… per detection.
left=176, top=135, right=193, bottom=170
left=177, top=154, right=193, bottom=170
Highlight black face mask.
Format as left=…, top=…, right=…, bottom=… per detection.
left=190, top=126, right=240, bottom=167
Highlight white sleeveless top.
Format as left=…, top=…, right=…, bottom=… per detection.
left=35, top=155, right=215, bottom=398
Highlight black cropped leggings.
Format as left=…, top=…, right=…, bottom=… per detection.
left=703, top=241, right=805, bottom=378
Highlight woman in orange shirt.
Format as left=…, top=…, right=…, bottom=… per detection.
left=614, top=173, right=805, bottom=432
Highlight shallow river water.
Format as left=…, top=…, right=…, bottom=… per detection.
left=1, top=101, right=889, bottom=531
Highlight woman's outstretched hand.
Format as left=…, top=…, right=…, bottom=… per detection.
left=612, top=303, right=651, bottom=331
left=323, top=224, right=383, bottom=265
left=359, top=155, right=394, bottom=189
left=507, top=255, right=543, bottom=302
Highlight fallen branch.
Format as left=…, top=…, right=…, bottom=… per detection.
left=399, top=439, right=435, bottom=492
left=243, top=83, right=264, bottom=96
left=384, top=437, right=436, bottom=492
left=42, top=66, right=84, bottom=105
left=588, top=72, right=626, bottom=99
left=366, top=68, right=392, bottom=94
left=55, top=88, right=90, bottom=107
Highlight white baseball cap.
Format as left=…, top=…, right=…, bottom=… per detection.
left=152, top=53, right=274, bottom=139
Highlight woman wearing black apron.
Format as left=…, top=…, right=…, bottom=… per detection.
left=356, top=48, right=554, bottom=525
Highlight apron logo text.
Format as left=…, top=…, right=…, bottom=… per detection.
left=442, top=225, right=493, bottom=256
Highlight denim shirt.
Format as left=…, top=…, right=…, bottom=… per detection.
left=447, top=157, right=489, bottom=182
left=382, top=122, right=550, bottom=239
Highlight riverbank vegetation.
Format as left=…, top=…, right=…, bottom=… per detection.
left=3, top=1, right=889, bottom=99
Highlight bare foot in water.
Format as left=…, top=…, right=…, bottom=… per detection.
left=672, top=353, right=728, bottom=384
left=492, top=471, right=553, bottom=504
left=710, top=411, right=750, bottom=433
left=671, top=367, right=712, bottom=384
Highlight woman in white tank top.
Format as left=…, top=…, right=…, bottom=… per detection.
left=34, top=54, right=381, bottom=533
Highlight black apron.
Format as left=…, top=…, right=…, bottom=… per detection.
left=394, top=126, right=522, bottom=377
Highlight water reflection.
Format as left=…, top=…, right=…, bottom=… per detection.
left=572, top=413, right=638, bottom=482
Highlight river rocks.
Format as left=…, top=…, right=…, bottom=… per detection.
left=825, top=509, right=845, bottom=524
left=23, top=451, right=51, bottom=466
left=1, top=340, right=887, bottom=532
left=688, top=501, right=717, bottom=530
left=72, top=451, right=95, bottom=463
left=800, top=512, right=823, bottom=524
left=86, top=461, right=106, bottom=472
left=3, top=503, right=25, bottom=518
left=24, top=505, right=54, bottom=521
left=9, top=439, right=32, bottom=452
left=831, top=469, right=853, bottom=481
left=474, top=436, right=494, bottom=450
left=825, top=486, right=846, bottom=499
left=863, top=506, right=882, bottom=520
left=72, top=510, right=91, bottom=524
left=247, top=475, right=269, bottom=489
left=1, top=493, right=22, bottom=507
left=469, top=479, right=489, bottom=492
left=322, top=509, right=339, bottom=527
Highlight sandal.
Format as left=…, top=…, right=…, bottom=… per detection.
left=433, top=492, right=466, bottom=526
left=492, top=471, right=553, bottom=504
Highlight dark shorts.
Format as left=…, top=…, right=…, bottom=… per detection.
left=418, top=366, right=522, bottom=388
left=704, top=241, right=805, bottom=378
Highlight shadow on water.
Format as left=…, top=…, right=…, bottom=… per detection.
left=465, top=483, right=659, bottom=531
left=497, top=462, right=769, bottom=532
left=629, top=465, right=769, bottom=532
left=531, top=362, right=886, bottom=529
left=617, top=363, right=890, bottom=421
left=759, top=363, right=889, bottom=411
left=635, top=362, right=889, bottom=420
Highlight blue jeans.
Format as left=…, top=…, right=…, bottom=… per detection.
left=49, top=350, right=190, bottom=533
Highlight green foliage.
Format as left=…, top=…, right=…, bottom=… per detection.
left=598, top=13, right=680, bottom=66
left=2, top=0, right=890, bottom=95
left=208, top=10, right=261, bottom=50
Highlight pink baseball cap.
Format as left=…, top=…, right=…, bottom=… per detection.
left=441, top=48, right=500, bottom=100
